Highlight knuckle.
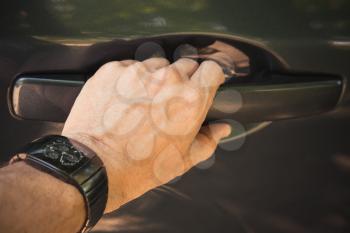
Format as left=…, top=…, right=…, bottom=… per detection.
left=166, top=66, right=181, bottom=79
left=149, top=57, right=169, bottom=64
left=129, top=61, right=147, bottom=72
left=100, top=61, right=121, bottom=71
left=179, top=58, right=198, bottom=66
left=202, top=60, right=221, bottom=72
left=173, top=58, right=199, bottom=74
left=120, top=59, right=135, bottom=65
left=97, top=61, right=124, bottom=76
left=159, top=57, right=170, bottom=64
left=84, top=76, right=97, bottom=88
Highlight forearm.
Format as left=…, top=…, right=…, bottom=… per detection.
left=0, top=161, right=86, bottom=233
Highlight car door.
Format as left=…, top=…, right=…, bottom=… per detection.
left=1, top=1, right=350, bottom=233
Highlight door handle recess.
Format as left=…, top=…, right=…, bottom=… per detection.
left=9, top=72, right=343, bottom=123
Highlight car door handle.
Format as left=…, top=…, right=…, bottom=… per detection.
left=208, top=72, right=343, bottom=122
left=9, top=71, right=343, bottom=123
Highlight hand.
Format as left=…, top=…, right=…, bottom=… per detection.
left=62, top=58, right=231, bottom=213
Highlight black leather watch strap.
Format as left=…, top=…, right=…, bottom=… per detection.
left=11, top=135, right=108, bottom=233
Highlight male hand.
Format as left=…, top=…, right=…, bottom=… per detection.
left=62, top=58, right=231, bottom=213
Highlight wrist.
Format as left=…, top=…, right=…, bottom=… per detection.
left=61, top=132, right=113, bottom=161
left=61, top=132, right=127, bottom=212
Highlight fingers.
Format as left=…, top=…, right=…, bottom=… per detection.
left=153, top=58, right=198, bottom=81
left=120, top=58, right=169, bottom=73
left=146, top=58, right=198, bottom=95
left=115, top=62, right=150, bottom=99
left=102, top=58, right=224, bottom=104
left=143, top=57, right=169, bottom=72
left=113, top=58, right=172, bottom=98
left=186, top=123, right=231, bottom=169
left=189, top=60, right=225, bottom=114
left=104, top=58, right=168, bottom=75
left=190, top=60, right=225, bottom=89
left=171, top=58, right=198, bottom=79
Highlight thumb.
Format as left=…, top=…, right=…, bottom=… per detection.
left=186, top=123, right=231, bottom=169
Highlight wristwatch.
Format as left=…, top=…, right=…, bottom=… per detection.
left=10, top=135, right=108, bottom=233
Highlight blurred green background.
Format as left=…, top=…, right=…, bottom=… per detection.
left=1, top=0, right=349, bottom=40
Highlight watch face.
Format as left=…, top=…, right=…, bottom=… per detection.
left=44, top=138, right=84, bottom=166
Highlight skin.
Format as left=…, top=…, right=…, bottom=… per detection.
left=0, top=162, right=85, bottom=233
left=0, top=58, right=231, bottom=232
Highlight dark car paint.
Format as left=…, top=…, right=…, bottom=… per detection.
left=0, top=1, right=350, bottom=233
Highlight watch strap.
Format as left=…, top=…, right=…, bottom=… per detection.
left=11, top=135, right=108, bottom=233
